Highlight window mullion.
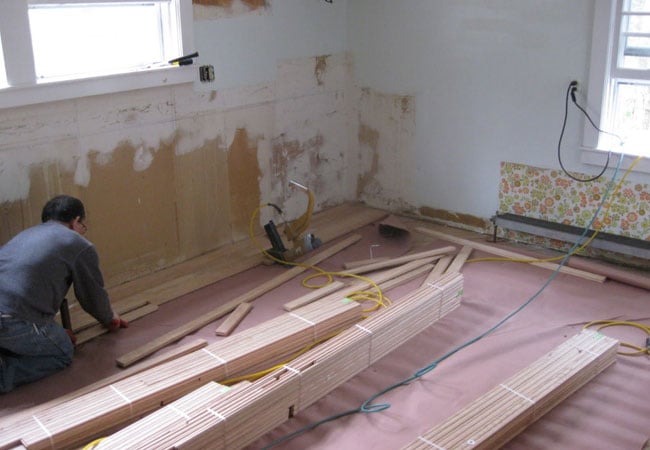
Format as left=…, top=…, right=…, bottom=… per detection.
left=0, top=0, right=36, bottom=86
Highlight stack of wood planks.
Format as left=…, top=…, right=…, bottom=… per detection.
left=94, top=272, right=464, bottom=449
left=401, top=329, right=619, bottom=449
left=0, top=296, right=363, bottom=450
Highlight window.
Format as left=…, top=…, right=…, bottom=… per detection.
left=0, top=0, right=194, bottom=108
left=585, top=0, right=650, bottom=159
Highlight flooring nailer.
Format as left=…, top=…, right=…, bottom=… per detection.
left=263, top=180, right=322, bottom=263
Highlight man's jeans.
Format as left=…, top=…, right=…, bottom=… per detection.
left=0, top=315, right=73, bottom=393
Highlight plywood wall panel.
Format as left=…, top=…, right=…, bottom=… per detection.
left=80, top=142, right=180, bottom=285
left=227, top=128, right=262, bottom=242
left=174, top=136, right=232, bottom=260
left=0, top=201, right=25, bottom=244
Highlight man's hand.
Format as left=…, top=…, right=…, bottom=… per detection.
left=107, top=316, right=129, bottom=331
left=65, top=328, right=77, bottom=345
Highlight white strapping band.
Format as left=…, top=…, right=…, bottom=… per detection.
left=499, top=384, right=534, bottom=404
left=110, top=385, right=134, bottom=416
left=355, top=323, right=373, bottom=335
left=32, top=415, right=54, bottom=449
left=573, top=345, right=599, bottom=357
left=289, top=312, right=315, bottom=326
left=207, top=407, right=226, bottom=421
left=289, top=312, right=317, bottom=341
left=417, top=436, right=446, bottom=449
left=202, top=348, right=229, bottom=375
left=426, top=282, right=445, bottom=294
left=168, top=404, right=191, bottom=421
left=283, top=365, right=301, bottom=375
left=355, top=324, right=374, bottom=364
left=202, top=348, right=227, bottom=363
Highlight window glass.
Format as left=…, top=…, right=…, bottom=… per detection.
left=598, top=0, right=650, bottom=156
left=28, top=3, right=174, bottom=80
left=625, top=0, right=650, bottom=12
left=606, top=82, right=650, bottom=153
left=0, top=34, right=6, bottom=88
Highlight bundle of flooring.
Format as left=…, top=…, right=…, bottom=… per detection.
left=93, top=272, right=464, bottom=449
left=401, top=329, right=619, bottom=449
left=0, top=297, right=363, bottom=450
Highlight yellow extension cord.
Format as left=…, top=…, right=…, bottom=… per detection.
left=249, top=203, right=392, bottom=314
left=583, top=320, right=650, bottom=356
left=82, top=160, right=645, bottom=448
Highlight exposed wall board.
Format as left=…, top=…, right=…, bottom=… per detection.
left=228, top=128, right=262, bottom=242
left=174, top=136, right=232, bottom=261
left=80, top=142, right=180, bottom=284
left=0, top=201, right=24, bottom=245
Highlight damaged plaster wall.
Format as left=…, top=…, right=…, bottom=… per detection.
left=0, top=0, right=353, bottom=287
left=354, top=87, right=416, bottom=212
left=347, top=1, right=650, bottom=233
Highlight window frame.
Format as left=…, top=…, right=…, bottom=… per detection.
left=0, top=0, right=195, bottom=109
left=582, top=0, right=650, bottom=173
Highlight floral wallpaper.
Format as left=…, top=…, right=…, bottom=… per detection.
left=499, top=162, right=650, bottom=241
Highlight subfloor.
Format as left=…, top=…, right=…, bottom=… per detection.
left=1, top=208, right=649, bottom=449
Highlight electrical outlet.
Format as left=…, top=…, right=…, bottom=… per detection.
left=569, top=79, right=580, bottom=102
left=199, top=65, right=215, bottom=82
left=570, top=79, right=581, bottom=94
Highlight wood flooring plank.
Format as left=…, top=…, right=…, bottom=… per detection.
left=343, top=246, right=456, bottom=275
left=215, top=303, right=253, bottom=336
left=416, top=227, right=606, bottom=283
left=75, top=303, right=159, bottom=345
left=115, top=235, right=362, bottom=368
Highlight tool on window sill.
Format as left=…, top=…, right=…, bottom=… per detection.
left=169, top=51, right=199, bottom=66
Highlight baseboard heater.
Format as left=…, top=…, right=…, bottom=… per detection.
left=494, top=213, right=650, bottom=260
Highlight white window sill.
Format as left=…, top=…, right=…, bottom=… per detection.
left=0, top=65, right=197, bottom=109
left=581, top=147, right=650, bottom=174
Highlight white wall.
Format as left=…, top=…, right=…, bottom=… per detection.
left=348, top=0, right=613, bottom=220
left=194, top=0, right=348, bottom=90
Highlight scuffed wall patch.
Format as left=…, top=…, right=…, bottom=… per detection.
left=270, top=133, right=328, bottom=217
left=314, top=55, right=330, bottom=86
left=133, top=146, right=155, bottom=172
left=193, top=0, right=266, bottom=7
left=356, top=87, right=416, bottom=211
left=74, top=154, right=91, bottom=187
left=194, top=0, right=269, bottom=20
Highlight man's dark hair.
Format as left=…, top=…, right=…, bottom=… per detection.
left=41, top=195, right=86, bottom=223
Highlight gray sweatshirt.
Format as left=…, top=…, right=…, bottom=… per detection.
left=0, top=221, right=113, bottom=325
